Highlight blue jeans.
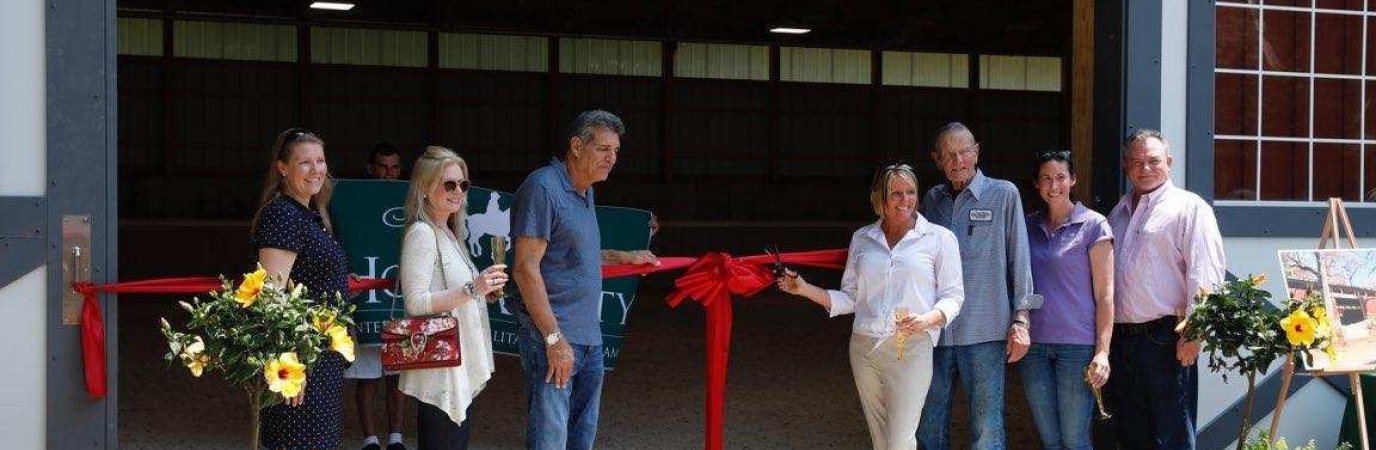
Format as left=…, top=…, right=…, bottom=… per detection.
left=1020, top=343, right=1096, bottom=450
left=917, top=340, right=1007, bottom=450
left=1106, top=320, right=1197, bottom=450
left=519, top=328, right=605, bottom=450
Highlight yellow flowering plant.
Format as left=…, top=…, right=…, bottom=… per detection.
left=1184, top=273, right=1340, bottom=450
left=159, top=265, right=354, bottom=449
left=1279, top=290, right=1337, bottom=369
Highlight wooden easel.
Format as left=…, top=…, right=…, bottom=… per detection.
left=1269, top=198, right=1371, bottom=450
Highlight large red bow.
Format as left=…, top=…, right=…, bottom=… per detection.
left=660, top=249, right=846, bottom=450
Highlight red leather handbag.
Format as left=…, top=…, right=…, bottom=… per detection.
left=381, top=229, right=465, bottom=372
left=380, top=316, right=461, bottom=371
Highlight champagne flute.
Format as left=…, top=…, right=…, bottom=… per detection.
left=894, top=306, right=911, bottom=360
left=489, top=236, right=507, bottom=299
left=1085, top=366, right=1112, bottom=420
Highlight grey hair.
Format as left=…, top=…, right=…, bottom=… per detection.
left=932, top=121, right=975, bottom=151
left=1123, top=128, right=1171, bottom=153
left=568, top=110, right=626, bottom=145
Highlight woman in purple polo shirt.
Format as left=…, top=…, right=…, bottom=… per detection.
left=1021, top=151, right=1115, bottom=450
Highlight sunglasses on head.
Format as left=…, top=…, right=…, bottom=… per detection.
left=871, top=162, right=914, bottom=188
left=1037, top=150, right=1072, bottom=160
left=442, top=179, right=472, bottom=193
left=277, top=128, right=316, bottom=155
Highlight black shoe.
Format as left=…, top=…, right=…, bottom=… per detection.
left=386, top=444, right=409, bottom=450
left=361, top=444, right=381, bottom=450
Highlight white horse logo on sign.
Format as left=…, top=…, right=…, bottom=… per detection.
left=466, top=191, right=510, bottom=257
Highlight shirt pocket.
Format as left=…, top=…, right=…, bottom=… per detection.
left=964, top=221, right=1003, bottom=258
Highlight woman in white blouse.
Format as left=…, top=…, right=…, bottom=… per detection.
left=399, top=146, right=509, bottom=450
left=779, top=164, right=964, bottom=450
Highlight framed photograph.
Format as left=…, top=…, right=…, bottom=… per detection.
left=1279, top=248, right=1376, bottom=372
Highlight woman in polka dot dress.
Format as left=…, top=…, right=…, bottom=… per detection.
left=250, top=128, right=353, bottom=450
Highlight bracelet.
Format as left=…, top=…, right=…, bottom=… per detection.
left=1012, top=318, right=1029, bottom=328
left=462, top=281, right=477, bottom=298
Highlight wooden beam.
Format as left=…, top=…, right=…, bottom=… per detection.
left=1072, top=0, right=1095, bottom=203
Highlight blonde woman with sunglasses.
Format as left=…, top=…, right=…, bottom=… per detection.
left=397, top=146, right=508, bottom=450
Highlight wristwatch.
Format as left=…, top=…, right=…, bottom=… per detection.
left=545, top=331, right=563, bottom=347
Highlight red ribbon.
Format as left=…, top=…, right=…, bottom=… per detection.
left=73, top=277, right=393, bottom=399
left=75, top=250, right=846, bottom=450
left=659, top=249, right=846, bottom=450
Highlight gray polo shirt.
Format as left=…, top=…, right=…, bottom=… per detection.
left=920, top=170, right=1041, bottom=347
left=511, top=158, right=604, bottom=346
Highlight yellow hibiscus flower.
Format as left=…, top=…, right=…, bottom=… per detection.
left=1311, top=306, right=1332, bottom=337
left=1280, top=310, right=1319, bottom=347
left=180, top=336, right=210, bottom=377
left=263, top=352, right=307, bottom=398
left=235, top=266, right=269, bottom=307
left=1249, top=273, right=1268, bottom=287
left=325, top=324, right=356, bottom=362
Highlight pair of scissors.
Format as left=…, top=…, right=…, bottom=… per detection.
left=767, top=245, right=795, bottom=281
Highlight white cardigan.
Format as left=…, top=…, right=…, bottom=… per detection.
left=397, top=221, right=495, bottom=425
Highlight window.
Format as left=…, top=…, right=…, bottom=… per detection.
left=174, top=20, right=296, bottom=62
left=311, top=27, right=427, bottom=67
left=559, top=38, right=661, bottom=77
left=978, top=55, right=1062, bottom=92
left=118, top=17, right=162, bottom=56
left=674, top=42, right=769, bottom=81
left=882, top=51, right=968, bottom=88
left=439, top=33, right=547, bottom=72
left=779, top=47, right=871, bottom=84
left=1215, top=1, right=1371, bottom=203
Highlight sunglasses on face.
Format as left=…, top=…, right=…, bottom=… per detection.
left=442, top=179, right=471, bottom=193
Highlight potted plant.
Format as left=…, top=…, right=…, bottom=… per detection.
left=160, top=265, right=355, bottom=449
left=1184, top=274, right=1338, bottom=450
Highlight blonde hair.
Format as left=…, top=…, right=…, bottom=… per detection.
left=869, top=166, right=920, bottom=217
left=251, top=128, right=333, bottom=235
left=404, top=146, right=476, bottom=270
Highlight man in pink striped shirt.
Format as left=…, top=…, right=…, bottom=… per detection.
left=1105, top=129, right=1226, bottom=450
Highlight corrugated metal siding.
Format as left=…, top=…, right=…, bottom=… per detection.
left=434, top=72, right=548, bottom=171
left=780, top=47, right=871, bottom=85
left=309, top=67, right=430, bottom=161
left=558, top=77, right=661, bottom=174
left=118, top=17, right=163, bottom=56
left=1025, top=56, right=1062, bottom=92
left=980, top=55, right=1062, bottom=92
left=674, top=43, right=769, bottom=81
left=173, top=20, right=295, bottom=62
left=311, top=27, right=427, bottom=67
left=882, top=51, right=968, bottom=88
left=671, top=81, right=770, bottom=177
left=438, top=33, right=547, bottom=72
left=559, top=38, right=662, bottom=77
left=778, top=85, right=870, bottom=177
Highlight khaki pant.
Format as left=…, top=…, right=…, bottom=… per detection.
left=849, top=333, right=935, bottom=450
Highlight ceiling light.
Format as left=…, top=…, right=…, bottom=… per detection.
left=310, top=2, right=355, bottom=11
left=770, top=27, right=811, bottom=34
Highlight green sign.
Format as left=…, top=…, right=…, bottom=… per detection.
left=331, top=179, right=651, bottom=368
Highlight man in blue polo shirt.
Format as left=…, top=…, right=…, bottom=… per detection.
left=511, top=110, right=659, bottom=450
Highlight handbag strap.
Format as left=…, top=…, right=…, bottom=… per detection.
left=433, top=226, right=448, bottom=291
